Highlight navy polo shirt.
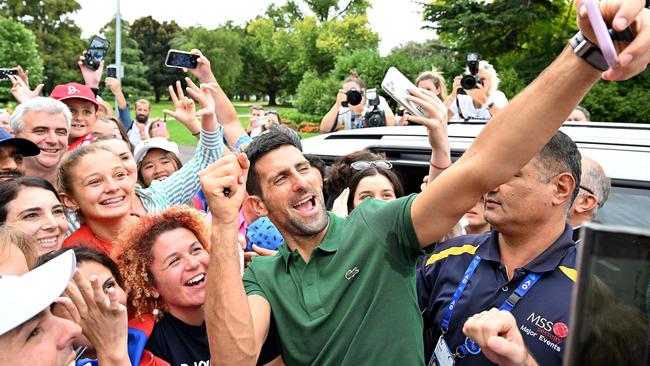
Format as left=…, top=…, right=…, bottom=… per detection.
left=417, top=224, right=577, bottom=366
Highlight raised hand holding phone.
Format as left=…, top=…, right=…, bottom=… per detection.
left=165, top=49, right=199, bottom=69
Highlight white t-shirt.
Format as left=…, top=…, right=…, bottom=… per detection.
left=450, top=90, right=508, bottom=121
left=333, top=96, right=391, bottom=131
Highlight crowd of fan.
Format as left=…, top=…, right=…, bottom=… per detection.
left=0, top=1, right=648, bottom=365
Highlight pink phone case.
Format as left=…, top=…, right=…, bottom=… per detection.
left=584, top=0, right=618, bottom=68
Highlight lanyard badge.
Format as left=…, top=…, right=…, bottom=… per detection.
left=431, top=254, right=541, bottom=364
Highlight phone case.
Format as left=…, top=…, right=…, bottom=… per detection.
left=165, top=49, right=199, bottom=69
left=584, top=0, right=617, bottom=68
left=381, top=67, right=429, bottom=118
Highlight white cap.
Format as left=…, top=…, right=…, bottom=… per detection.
left=133, top=137, right=180, bottom=165
left=0, top=250, right=76, bottom=336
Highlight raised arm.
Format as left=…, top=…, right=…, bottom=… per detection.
left=201, top=154, right=272, bottom=365
left=320, top=89, right=347, bottom=133
left=105, top=76, right=133, bottom=131
left=145, top=83, right=224, bottom=206
left=410, top=0, right=650, bottom=247
left=188, top=49, right=247, bottom=148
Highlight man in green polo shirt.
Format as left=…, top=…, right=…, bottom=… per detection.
left=200, top=2, right=650, bottom=362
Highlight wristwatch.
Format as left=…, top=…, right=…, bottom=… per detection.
left=569, top=31, right=609, bottom=71
left=485, top=101, right=495, bottom=109
left=569, top=31, right=608, bottom=71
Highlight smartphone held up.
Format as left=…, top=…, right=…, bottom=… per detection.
left=165, top=50, right=199, bottom=69
left=0, top=68, right=18, bottom=81
left=83, top=35, right=110, bottom=71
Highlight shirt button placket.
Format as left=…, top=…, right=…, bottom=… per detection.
left=303, top=262, right=326, bottom=318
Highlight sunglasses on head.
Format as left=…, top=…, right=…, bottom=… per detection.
left=351, top=160, right=393, bottom=171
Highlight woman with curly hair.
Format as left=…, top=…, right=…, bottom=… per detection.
left=114, top=206, right=281, bottom=365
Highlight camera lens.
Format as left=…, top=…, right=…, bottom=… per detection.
left=460, top=75, right=477, bottom=90
left=346, top=90, right=363, bottom=106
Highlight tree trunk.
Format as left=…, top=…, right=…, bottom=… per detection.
left=268, top=91, right=277, bottom=106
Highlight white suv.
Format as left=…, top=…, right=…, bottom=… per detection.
left=302, top=121, right=650, bottom=228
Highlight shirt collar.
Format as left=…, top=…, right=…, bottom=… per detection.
left=477, top=223, right=576, bottom=273
left=279, top=213, right=342, bottom=272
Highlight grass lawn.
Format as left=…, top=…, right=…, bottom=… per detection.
left=148, top=101, right=321, bottom=146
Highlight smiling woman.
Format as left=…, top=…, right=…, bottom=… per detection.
left=59, top=144, right=139, bottom=256
left=114, top=206, right=213, bottom=366
left=0, top=177, right=69, bottom=255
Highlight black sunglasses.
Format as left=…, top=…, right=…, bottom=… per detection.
left=351, top=160, right=393, bottom=171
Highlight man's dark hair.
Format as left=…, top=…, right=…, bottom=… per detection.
left=245, top=130, right=303, bottom=197
left=533, top=130, right=582, bottom=206
left=304, top=154, right=326, bottom=180
left=0, top=177, right=61, bottom=223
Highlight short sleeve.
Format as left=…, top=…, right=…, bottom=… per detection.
left=490, top=90, right=509, bottom=108
left=243, top=262, right=268, bottom=300
left=353, top=194, right=422, bottom=262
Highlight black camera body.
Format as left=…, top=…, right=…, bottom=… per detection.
left=341, top=89, right=363, bottom=107
left=364, top=88, right=386, bottom=127
left=458, top=53, right=482, bottom=95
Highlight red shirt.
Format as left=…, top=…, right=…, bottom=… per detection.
left=67, top=132, right=95, bottom=152
left=63, top=225, right=114, bottom=256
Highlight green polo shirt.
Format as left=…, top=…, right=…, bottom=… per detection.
left=243, top=194, right=424, bottom=365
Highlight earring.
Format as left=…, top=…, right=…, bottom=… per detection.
left=152, top=297, right=160, bottom=318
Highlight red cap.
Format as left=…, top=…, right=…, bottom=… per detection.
left=50, top=82, right=98, bottom=107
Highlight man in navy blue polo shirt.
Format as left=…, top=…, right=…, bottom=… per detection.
left=418, top=131, right=581, bottom=366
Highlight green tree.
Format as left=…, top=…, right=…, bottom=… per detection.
left=1, top=0, right=84, bottom=92
left=130, top=16, right=184, bottom=102
left=240, top=16, right=302, bottom=105
left=170, top=25, right=243, bottom=96
left=0, top=18, right=44, bottom=101
left=100, top=19, right=149, bottom=100
left=291, top=14, right=379, bottom=76
left=294, top=70, right=341, bottom=115
left=422, top=0, right=576, bottom=84
left=303, top=0, right=371, bottom=22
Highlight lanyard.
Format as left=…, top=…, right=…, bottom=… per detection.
left=439, top=254, right=541, bottom=359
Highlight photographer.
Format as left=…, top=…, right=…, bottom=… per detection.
left=445, top=56, right=508, bottom=121
left=319, top=72, right=396, bottom=133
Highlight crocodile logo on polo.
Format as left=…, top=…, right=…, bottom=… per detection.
left=345, top=266, right=359, bottom=280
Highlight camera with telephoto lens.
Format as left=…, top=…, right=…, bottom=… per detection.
left=364, top=88, right=386, bottom=127
left=458, top=53, right=482, bottom=95
left=341, top=88, right=363, bottom=107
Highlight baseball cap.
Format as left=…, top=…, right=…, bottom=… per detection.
left=133, top=137, right=180, bottom=165
left=0, top=127, right=40, bottom=156
left=0, top=250, right=76, bottom=336
left=50, top=82, right=98, bottom=107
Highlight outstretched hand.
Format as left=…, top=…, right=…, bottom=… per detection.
left=163, top=80, right=199, bottom=129
left=463, top=308, right=538, bottom=366
left=576, top=0, right=650, bottom=80
left=187, top=49, right=215, bottom=83
left=331, top=187, right=350, bottom=218
left=78, top=53, right=104, bottom=88
left=57, top=270, right=128, bottom=359
left=8, top=73, right=43, bottom=103
left=200, top=153, right=250, bottom=226
left=406, top=88, right=450, bottom=156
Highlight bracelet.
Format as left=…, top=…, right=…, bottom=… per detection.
left=429, top=159, right=452, bottom=170
left=192, top=131, right=201, bottom=137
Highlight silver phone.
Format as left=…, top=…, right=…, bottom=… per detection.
left=381, top=67, right=429, bottom=118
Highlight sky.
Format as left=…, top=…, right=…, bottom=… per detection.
left=70, top=0, right=436, bottom=55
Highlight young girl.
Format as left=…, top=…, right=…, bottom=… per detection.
left=65, top=83, right=225, bottom=230
left=59, top=144, right=138, bottom=255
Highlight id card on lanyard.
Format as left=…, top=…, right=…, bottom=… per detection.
left=431, top=254, right=541, bottom=365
